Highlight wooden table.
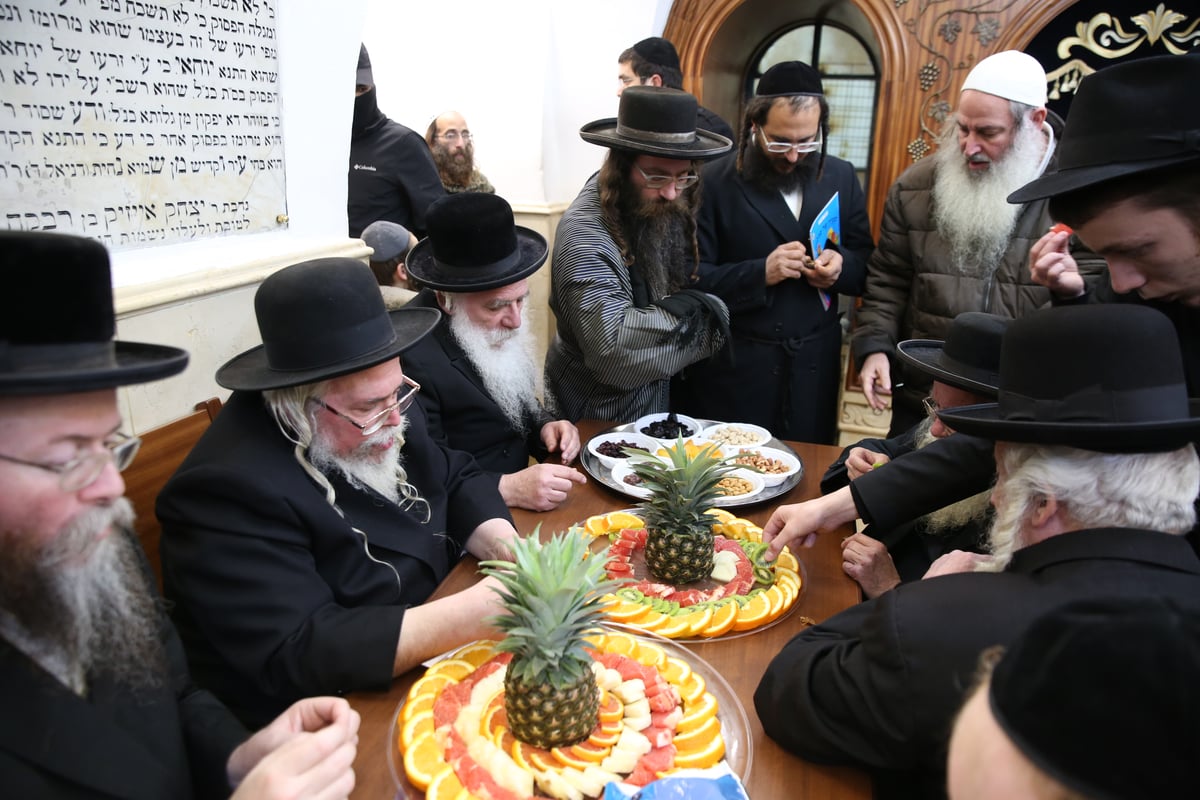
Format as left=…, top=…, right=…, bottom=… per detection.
left=349, top=421, right=871, bottom=799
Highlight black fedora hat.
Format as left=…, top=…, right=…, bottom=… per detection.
left=989, top=597, right=1200, bottom=800
left=938, top=304, right=1200, bottom=452
left=405, top=193, right=547, bottom=292
left=580, top=86, right=731, bottom=161
left=0, top=231, right=188, bottom=395
left=896, top=312, right=1008, bottom=398
left=1008, top=55, right=1200, bottom=203
left=217, top=258, right=439, bottom=391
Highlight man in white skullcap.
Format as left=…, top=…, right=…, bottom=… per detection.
left=851, top=50, right=1106, bottom=435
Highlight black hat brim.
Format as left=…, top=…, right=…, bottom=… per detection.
left=0, top=341, right=189, bottom=396
left=937, top=399, right=1200, bottom=453
left=405, top=227, right=548, bottom=292
left=580, top=118, right=732, bottom=161
left=1008, top=152, right=1200, bottom=204
left=896, top=339, right=1001, bottom=398
left=216, top=307, right=439, bottom=392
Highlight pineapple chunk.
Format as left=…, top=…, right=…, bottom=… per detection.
left=614, top=727, right=652, bottom=755
left=582, top=765, right=624, bottom=796
left=624, top=697, right=651, bottom=718
left=623, top=713, right=652, bottom=731
left=710, top=550, right=739, bottom=583
left=535, top=769, right=584, bottom=800
left=600, top=749, right=640, bottom=775
left=596, top=667, right=623, bottom=692
left=614, top=679, right=646, bottom=704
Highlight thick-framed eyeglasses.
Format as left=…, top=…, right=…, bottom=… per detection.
left=438, top=131, right=472, bottom=143
left=922, top=396, right=941, bottom=417
left=317, top=376, right=421, bottom=436
left=635, top=165, right=700, bottom=190
left=755, top=127, right=822, bottom=154
left=0, top=432, right=142, bottom=492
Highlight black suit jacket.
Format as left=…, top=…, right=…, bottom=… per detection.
left=0, top=585, right=247, bottom=799
left=158, top=391, right=511, bottom=727
left=756, top=529, right=1200, bottom=798
left=674, top=151, right=873, bottom=441
left=401, top=290, right=552, bottom=475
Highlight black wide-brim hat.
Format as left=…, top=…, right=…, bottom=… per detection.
left=896, top=312, right=1008, bottom=398
left=580, top=86, right=731, bottom=161
left=1008, top=55, right=1200, bottom=203
left=0, top=231, right=189, bottom=395
left=217, top=258, right=439, bottom=391
left=938, top=304, right=1200, bottom=452
left=405, top=193, right=547, bottom=292
left=989, top=597, right=1200, bottom=800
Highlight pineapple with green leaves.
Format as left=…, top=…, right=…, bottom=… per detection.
left=629, top=438, right=738, bottom=584
left=480, top=529, right=619, bottom=750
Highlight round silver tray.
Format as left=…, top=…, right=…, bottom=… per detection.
left=581, top=420, right=805, bottom=508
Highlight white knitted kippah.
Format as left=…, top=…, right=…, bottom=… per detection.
left=961, top=50, right=1047, bottom=108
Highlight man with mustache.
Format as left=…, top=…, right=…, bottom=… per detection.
left=401, top=193, right=586, bottom=511
left=545, top=86, right=732, bottom=421
left=425, top=110, right=495, bottom=195
left=674, top=60, right=874, bottom=443
left=158, top=258, right=516, bottom=727
left=0, top=232, right=359, bottom=798
left=853, top=50, right=1105, bottom=436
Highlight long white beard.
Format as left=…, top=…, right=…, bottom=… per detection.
left=913, top=422, right=994, bottom=534
left=310, top=418, right=409, bottom=504
left=977, top=480, right=1032, bottom=573
left=448, top=309, right=543, bottom=434
left=931, top=117, right=1048, bottom=276
left=0, top=497, right=165, bottom=694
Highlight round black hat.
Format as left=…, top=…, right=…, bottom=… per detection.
left=580, top=86, right=731, bottom=160
left=897, top=313, right=1008, bottom=398
left=757, top=61, right=824, bottom=97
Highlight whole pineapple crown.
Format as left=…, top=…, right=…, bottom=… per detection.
left=629, top=437, right=739, bottom=526
left=480, top=528, right=620, bottom=689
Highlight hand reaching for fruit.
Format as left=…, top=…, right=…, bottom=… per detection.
left=1029, top=221, right=1085, bottom=299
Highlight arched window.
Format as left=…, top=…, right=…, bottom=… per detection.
left=748, top=22, right=878, bottom=189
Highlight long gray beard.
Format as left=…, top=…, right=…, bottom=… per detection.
left=931, top=117, right=1047, bottom=276
left=913, top=421, right=993, bottom=534
left=621, top=197, right=694, bottom=301
left=0, top=497, right=166, bottom=695
left=310, top=420, right=409, bottom=504
left=448, top=310, right=542, bottom=434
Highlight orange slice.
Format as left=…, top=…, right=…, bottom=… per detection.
left=698, top=602, right=738, bottom=638
left=450, top=641, right=498, bottom=667
left=603, top=600, right=653, bottom=624
left=570, top=740, right=610, bottom=763
left=680, top=606, right=713, bottom=637
left=763, top=585, right=788, bottom=623
left=410, top=673, right=452, bottom=699
left=401, top=692, right=435, bottom=723
left=776, top=567, right=802, bottom=592
left=403, top=730, right=446, bottom=791
left=598, top=693, right=624, bottom=724
left=426, top=658, right=474, bottom=682
left=679, top=671, right=708, bottom=707
left=602, top=631, right=640, bottom=657
left=400, top=708, right=435, bottom=748
left=512, top=740, right=557, bottom=772
left=551, top=745, right=594, bottom=771
left=731, top=592, right=772, bottom=632
left=673, top=714, right=721, bottom=753
left=636, top=609, right=670, bottom=632
left=426, top=765, right=466, bottom=800
left=677, top=692, right=719, bottom=733
left=584, top=515, right=610, bottom=537
left=632, top=641, right=668, bottom=668
left=673, top=732, right=725, bottom=769
left=587, top=724, right=621, bottom=748
left=605, top=510, right=644, bottom=530
left=660, top=655, right=692, bottom=686
left=776, top=548, right=799, bottom=572
left=481, top=699, right=507, bottom=737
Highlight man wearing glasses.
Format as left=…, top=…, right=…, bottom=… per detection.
left=0, top=233, right=360, bottom=797
left=424, top=110, right=495, bottom=195
left=674, top=61, right=874, bottom=444
left=158, top=258, right=517, bottom=727
left=545, top=86, right=733, bottom=421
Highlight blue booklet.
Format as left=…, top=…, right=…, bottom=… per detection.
left=808, top=191, right=841, bottom=311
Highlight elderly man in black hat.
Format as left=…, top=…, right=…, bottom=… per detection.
left=756, top=303, right=1200, bottom=797
left=158, top=259, right=516, bottom=727
left=673, top=60, right=874, bottom=443
left=615, top=36, right=735, bottom=142
left=0, top=232, right=360, bottom=798
left=545, top=86, right=733, bottom=421
left=819, top=312, right=1007, bottom=597
left=948, top=597, right=1200, bottom=800
left=401, top=193, right=586, bottom=511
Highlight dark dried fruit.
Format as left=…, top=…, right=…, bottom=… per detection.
left=597, top=440, right=647, bottom=458
left=640, top=414, right=693, bottom=439
left=622, top=474, right=644, bottom=486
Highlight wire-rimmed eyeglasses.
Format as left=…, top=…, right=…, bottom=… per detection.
left=0, top=432, right=142, bottom=492
left=922, top=396, right=941, bottom=417
left=438, top=131, right=472, bottom=143
left=635, top=165, right=700, bottom=191
left=317, top=376, right=421, bottom=436
left=755, top=127, right=823, bottom=155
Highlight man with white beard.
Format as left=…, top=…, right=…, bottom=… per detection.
left=0, top=232, right=359, bottom=798
left=159, top=258, right=516, bottom=728
left=401, top=193, right=586, bottom=511
left=853, top=50, right=1105, bottom=436
left=757, top=303, right=1200, bottom=797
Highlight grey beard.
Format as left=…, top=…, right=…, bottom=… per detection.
left=0, top=497, right=166, bottom=694
left=620, top=196, right=695, bottom=301
left=931, top=116, right=1048, bottom=276
left=447, top=310, right=542, bottom=434
left=912, top=421, right=993, bottom=534
left=741, top=139, right=816, bottom=195
left=309, top=421, right=408, bottom=505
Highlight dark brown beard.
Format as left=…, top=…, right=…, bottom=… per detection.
left=741, top=140, right=815, bottom=194
left=433, top=143, right=474, bottom=187
left=618, top=192, right=695, bottom=301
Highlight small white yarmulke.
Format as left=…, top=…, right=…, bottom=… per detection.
left=961, top=50, right=1047, bottom=107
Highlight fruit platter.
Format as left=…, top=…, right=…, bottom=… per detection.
left=390, top=533, right=751, bottom=800
left=582, top=417, right=803, bottom=507
left=580, top=508, right=803, bottom=641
